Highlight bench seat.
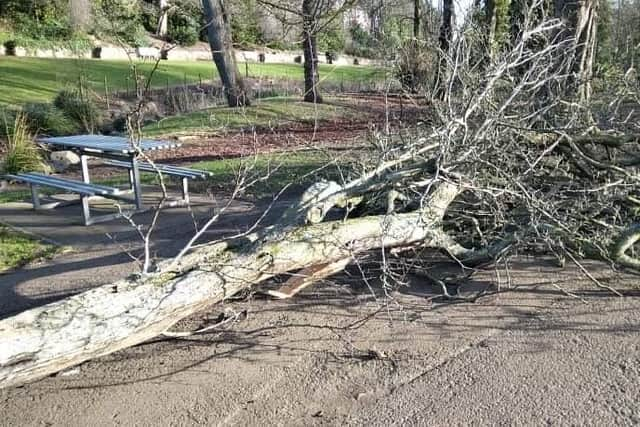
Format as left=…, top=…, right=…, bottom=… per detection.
left=4, top=172, right=124, bottom=196
left=104, top=160, right=213, bottom=180
left=4, top=172, right=128, bottom=226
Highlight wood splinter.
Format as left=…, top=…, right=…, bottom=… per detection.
left=267, top=258, right=352, bottom=299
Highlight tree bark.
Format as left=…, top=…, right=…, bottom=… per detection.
left=555, top=0, right=599, bottom=102
left=157, top=0, right=169, bottom=37
left=202, top=0, right=250, bottom=107
left=485, top=0, right=512, bottom=56
left=69, top=0, right=92, bottom=31
left=414, top=0, right=421, bottom=38
left=0, top=182, right=461, bottom=389
left=302, top=0, right=322, bottom=104
left=436, top=0, right=455, bottom=99
left=439, top=0, right=454, bottom=53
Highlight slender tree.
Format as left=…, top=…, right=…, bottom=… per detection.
left=554, top=0, right=599, bottom=101
left=202, top=0, right=250, bottom=107
left=485, top=0, right=512, bottom=56
left=157, top=0, right=169, bottom=36
left=257, top=0, right=358, bottom=104
left=302, top=0, right=322, bottom=103
left=413, top=0, right=421, bottom=38
left=439, top=0, right=454, bottom=52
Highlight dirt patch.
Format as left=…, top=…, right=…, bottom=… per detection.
left=53, top=94, right=427, bottom=182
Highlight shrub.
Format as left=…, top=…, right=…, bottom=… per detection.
left=345, top=22, right=376, bottom=58
left=318, top=24, right=345, bottom=55
left=8, top=1, right=73, bottom=42
left=230, top=0, right=264, bottom=48
left=168, top=12, right=199, bottom=46
left=1, top=113, right=48, bottom=175
left=22, top=103, right=77, bottom=136
left=92, top=0, right=148, bottom=47
left=3, top=40, right=16, bottom=55
left=140, top=1, right=160, bottom=33
left=0, top=108, right=16, bottom=138
left=265, top=40, right=297, bottom=51
left=394, top=39, right=437, bottom=93
left=53, top=88, right=102, bottom=134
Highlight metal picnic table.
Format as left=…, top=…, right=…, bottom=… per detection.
left=37, top=134, right=181, bottom=214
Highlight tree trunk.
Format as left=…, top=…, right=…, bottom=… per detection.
left=202, top=0, right=250, bottom=107
left=439, top=0, right=454, bottom=53
left=436, top=0, right=455, bottom=99
left=485, top=0, right=512, bottom=56
left=554, top=0, right=598, bottom=102
left=157, top=0, right=169, bottom=37
left=0, top=182, right=461, bottom=389
left=302, top=0, right=322, bottom=104
left=561, top=0, right=598, bottom=101
left=69, top=0, right=91, bottom=31
left=414, top=0, right=421, bottom=38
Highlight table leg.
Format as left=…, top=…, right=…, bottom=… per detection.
left=79, top=154, right=92, bottom=222
left=130, top=156, right=143, bottom=210
left=182, top=177, right=190, bottom=204
left=30, top=184, right=41, bottom=209
left=80, top=154, right=90, bottom=183
left=81, top=195, right=91, bottom=226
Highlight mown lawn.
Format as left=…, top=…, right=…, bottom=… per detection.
left=192, top=150, right=350, bottom=194
left=0, top=57, right=386, bottom=106
left=0, top=226, right=61, bottom=272
left=143, top=97, right=359, bottom=136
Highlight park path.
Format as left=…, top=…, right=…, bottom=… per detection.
left=1, top=244, right=639, bottom=425
left=0, top=188, right=639, bottom=425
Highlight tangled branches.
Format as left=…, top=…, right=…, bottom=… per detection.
left=304, top=0, right=640, bottom=279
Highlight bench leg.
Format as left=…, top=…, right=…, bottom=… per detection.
left=80, top=154, right=91, bottom=183
left=81, top=195, right=91, bottom=226
left=30, top=184, right=41, bottom=210
left=182, top=177, right=190, bottom=204
left=130, top=157, right=143, bottom=210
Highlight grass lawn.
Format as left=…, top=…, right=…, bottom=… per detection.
left=0, top=226, right=61, bottom=273
left=0, top=57, right=386, bottom=106
left=192, top=150, right=350, bottom=195
left=143, top=97, right=359, bottom=136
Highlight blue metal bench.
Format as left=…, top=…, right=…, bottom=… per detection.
left=4, top=172, right=129, bottom=226
left=104, top=160, right=213, bottom=204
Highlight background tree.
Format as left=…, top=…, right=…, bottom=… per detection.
left=610, top=0, right=640, bottom=69
left=555, top=0, right=599, bottom=101
left=202, top=0, right=250, bottom=107
left=157, top=0, right=169, bottom=36
left=439, top=0, right=454, bottom=53
left=69, top=0, right=92, bottom=31
left=302, top=0, right=323, bottom=103
left=413, top=0, right=420, bottom=38
left=485, top=0, right=512, bottom=56
left=257, top=0, right=357, bottom=104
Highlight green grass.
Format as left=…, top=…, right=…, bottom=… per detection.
left=143, top=97, right=359, bottom=136
left=0, top=226, right=60, bottom=273
left=0, top=57, right=386, bottom=106
left=192, top=150, right=349, bottom=195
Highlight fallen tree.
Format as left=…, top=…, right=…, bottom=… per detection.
left=0, top=182, right=466, bottom=388
left=1, top=1, right=639, bottom=389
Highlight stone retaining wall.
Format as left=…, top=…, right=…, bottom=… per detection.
left=0, top=43, right=380, bottom=67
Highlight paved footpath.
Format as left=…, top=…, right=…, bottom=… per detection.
left=1, top=191, right=639, bottom=426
